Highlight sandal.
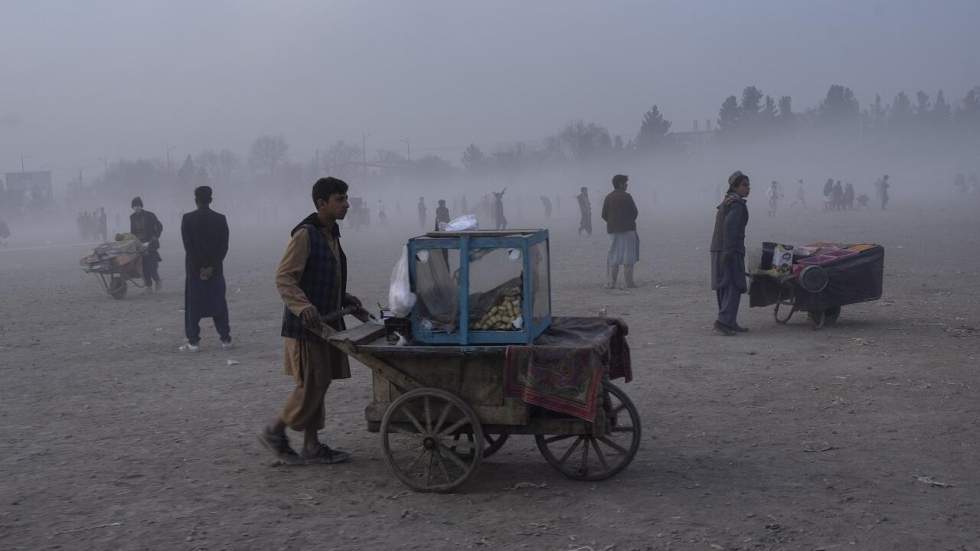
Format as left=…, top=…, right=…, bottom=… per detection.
left=257, top=430, right=299, bottom=462
left=300, top=444, right=351, bottom=465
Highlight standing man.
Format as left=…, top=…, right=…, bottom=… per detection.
left=0, top=218, right=10, bottom=246
left=577, top=186, right=592, bottom=236
left=710, top=171, right=751, bottom=336
left=179, top=186, right=231, bottom=352
left=97, top=207, right=108, bottom=242
left=601, top=174, right=639, bottom=288
left=539, top=195, right=553, bottom=219
left=130, top=197, right=163, bottom=293
left=793, top=179, right=806, bottom=209
left=260, top=177, right=369, bottom=464
left=434, top=199, right=450, bottom=231
left=767, top=181, right=781, bottom=217
left=417, top=197, right=427, bottom=229
left=879, top=175, right=890, bottom=210
left=492, top=188, right=507, bottom=229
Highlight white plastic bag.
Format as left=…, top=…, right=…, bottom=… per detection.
left=444, top=214, right=479, bottom=232
left=388, top=246, right=417, bottom=317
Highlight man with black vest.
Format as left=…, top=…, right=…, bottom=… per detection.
left=260, top=177, right=369, bottom=464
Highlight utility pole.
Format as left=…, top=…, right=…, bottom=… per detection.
left=20, top=155, right=28, bottom=172
left=402, top=138, right=411, bottom=162
left=361, top=133, right=368, bottom=185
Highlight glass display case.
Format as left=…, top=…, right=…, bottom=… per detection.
left=407, top=229, right=551, bottom=345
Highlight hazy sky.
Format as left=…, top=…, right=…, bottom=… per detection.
left=2, top=0, right=978, bottom=181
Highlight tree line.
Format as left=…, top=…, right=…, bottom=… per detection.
left=81, top=82, right=980, bottom=199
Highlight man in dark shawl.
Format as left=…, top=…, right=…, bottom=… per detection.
left=577, top=186, right=592, bottom=236
left=130, top=196, right=163, bottom=293
left=434, top=199, right=450, bottom=231
left=493, top=188, right=508, bottom=229
left=417, top=197, right=427, bottom=229
left=710, top=171, right=751, bottom=336
left=260, top=177, right=369, bottom=465
left=179, top=186, right=231, bottom=352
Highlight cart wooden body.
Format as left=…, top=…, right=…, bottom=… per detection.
left=329, top=322, right=641, bottom=492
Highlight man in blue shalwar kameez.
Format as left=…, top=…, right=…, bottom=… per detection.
left=710, top=171, right=751, bottom=336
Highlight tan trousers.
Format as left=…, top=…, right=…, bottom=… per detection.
left=279, top=337, right=350, bottom=432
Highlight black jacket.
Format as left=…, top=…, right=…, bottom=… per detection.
left=181, top=207, right=229, bottom=275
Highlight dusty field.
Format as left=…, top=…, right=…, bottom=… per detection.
left=1, top=197, right=979, bottom=550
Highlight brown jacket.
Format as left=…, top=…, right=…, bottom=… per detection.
left=601, top=189, right=638, bottom=234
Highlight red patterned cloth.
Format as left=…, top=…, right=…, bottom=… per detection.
left=504, top=317, right=631, bottom=421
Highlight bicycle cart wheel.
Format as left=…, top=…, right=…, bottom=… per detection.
left=535, top=381, right=641, bottom=481
left=452, top=432, right=510, bottom=459
left=807, top=306, right=841, bottom=329
left=773, top=285, right=795, bottom=324
left=108, top=277, right=127, bottom=300
left=380, top=388, right=484, bottom=493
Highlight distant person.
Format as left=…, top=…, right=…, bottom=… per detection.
left=179, top=186, right=231, bottom=352
left=259, top=177, right=369, bottom=464
left=97, top=207, right=108, bottom=242
left=0, top=218, right=10, bottom=246
left=710, top=171, right=751, bottom=336
left=969, top=173, right=980, bottom=194
left=434, top=199, right=450, bottom=231
left=823, top=178, right=834, bottom=211
left=378, top=201, right=388, bottom=225
left=417, top=197, right=426, bottom=229
left=539, top=195, right=553, bottom=219
left=844, top=183, right=855, bottom=210
left=792, top=179, right=806, bottom=208
left=879, top=175, right=890, bottom=210
left=601, top=174, right=639, bottom=289
left=492, top=188, right=507, bottom=230
left=130, top=197, right=164, bottom=293
left=767, top=181, right=781, bottom=217
left=832, top=181, right=844, bottom=210
left=576, top=186, right=592, bottom=236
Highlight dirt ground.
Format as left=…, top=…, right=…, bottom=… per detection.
left=1, top=197, right=979, bottom=551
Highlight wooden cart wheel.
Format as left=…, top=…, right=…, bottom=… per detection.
left=535, top=381, right=641, bottom=481
left=807, top=306, right=840, bottom=329
left=380, top=388, right=484, bottom=493
left=108, top=277, right=127, bottom=300
left=452, top=432, right=510, bottom=459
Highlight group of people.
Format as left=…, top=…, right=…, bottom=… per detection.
left=821, top=179, right=858, bottom=211
left=76, top=208, right=108, bottom=242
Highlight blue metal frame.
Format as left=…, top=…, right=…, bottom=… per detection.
left=407, top=230, right=551, bottom=345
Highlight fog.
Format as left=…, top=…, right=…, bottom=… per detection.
left=2, top=0, right=980, bottom=241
